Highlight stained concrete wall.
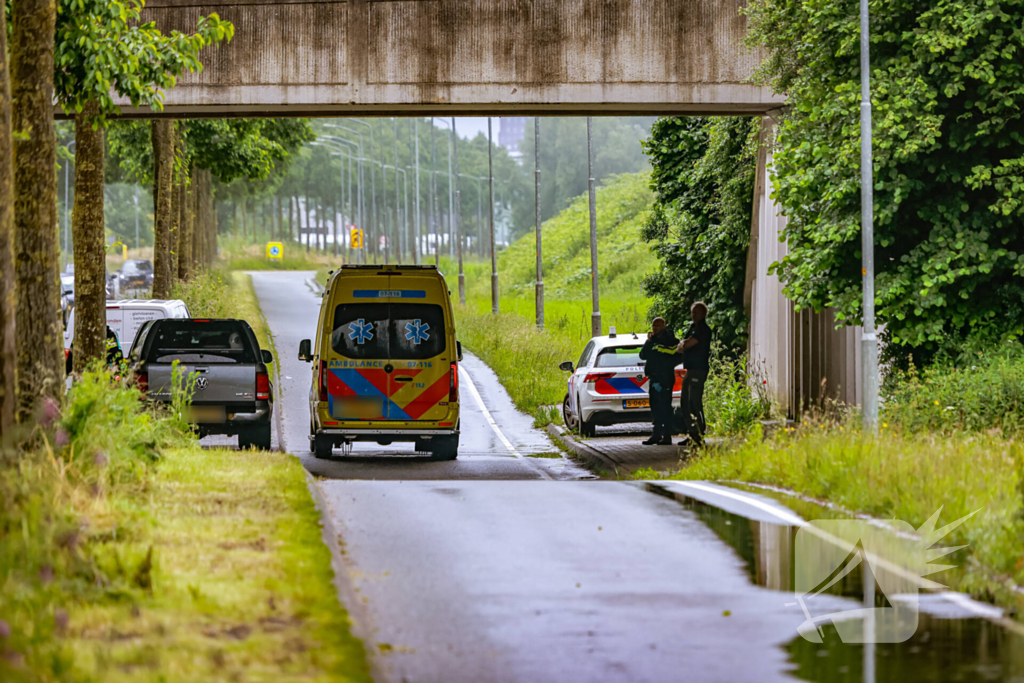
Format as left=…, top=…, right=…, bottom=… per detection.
left=127, top=0, right=784, bottom=116
left=746, top=119, right=862, bottom=416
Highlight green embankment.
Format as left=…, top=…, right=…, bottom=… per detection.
left=0, top=272, right=370, bottom=683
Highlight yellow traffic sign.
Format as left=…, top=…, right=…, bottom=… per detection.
left=266, top=241, right=284, bottom=260
left=350, top=227, right=363, bottom=249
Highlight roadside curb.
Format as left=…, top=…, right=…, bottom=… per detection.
left=306, top=277, right=324, bottom=295
left=303, top=472, right=388, bottom=683
left=545, top=423, right=621, bottom=477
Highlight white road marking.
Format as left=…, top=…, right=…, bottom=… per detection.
left=460, top=365, right=553, bottom=480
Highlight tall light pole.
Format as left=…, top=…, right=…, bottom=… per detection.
left=323, top=128, right=367, bottom=264
left=587, top=117, right=601, bottom=337
left=535, top=117, right=543, bottom=329
left=314, top=137, right=361, bottom=263
left=860, top=0, right=879, bottom=433
left=393, top=117, right=401, bottom=263
left=133, top=184, right=140, bottom=251
left=488, top=118, right=498, bottom=314
left=347, top=119, right=378, bottom=263
left=412, top=118, right=421, bottom=265
left=451, top=117, right=464, bottom=304
left=63, top=139, right=76, bottom=265
left=429, top=119, right=440, bottom=266
left=435, top=118, right=455, bottom=262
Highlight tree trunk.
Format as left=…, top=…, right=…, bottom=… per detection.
left=177, top=168, right=193, bottom=282
left=151, top=120, right=174, bottom=299
left=71, top=100, right=105, bottom=374
left=12, top=0, right=60, bottom=419
left=0, top=6, right=16, bottom=441
left=169, top=173, right=179, bottom=283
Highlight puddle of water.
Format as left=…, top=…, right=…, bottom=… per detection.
left=669, top=492, right=1024, bottom=682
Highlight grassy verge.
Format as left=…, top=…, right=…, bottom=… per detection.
left=0, top=274, right=370, bottom=682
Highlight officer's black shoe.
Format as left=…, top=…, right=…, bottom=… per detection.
left=677, top=435, right=690, bottom=446
left=642, top=433, right=662, bottom=446
left=657, top=435, right=673, bottom=446
left=689, top=431, right=705, bottom=449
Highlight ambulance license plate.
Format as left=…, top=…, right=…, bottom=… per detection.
left=623, top=398, right=649, bottom=409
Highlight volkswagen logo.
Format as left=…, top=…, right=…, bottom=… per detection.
left=195, top=376, right=209, bottom=391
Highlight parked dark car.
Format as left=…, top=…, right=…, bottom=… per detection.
left=119, top=259, right=154, bottom=289
left=126, top=318, right=274, bottom=449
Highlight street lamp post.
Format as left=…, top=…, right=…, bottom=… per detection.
left=429, top=119, right=440, bottom=265
left=322, top=129, right=367, bottom=264
left=343, top=120, right=379, bottom=263
left=411, top=119, right=421, bottom=265
left=535, top=117, right=543, bottom=329
left=434, top=118, right=456, bottom=262
left=314, top=137, right=361, bottom=263
left=451, top=118, right=464, bottom=304
left=64, top=139, right=76, bottom=266
left=488, top=118, right=498, bottom=314
left=587, top=117, right=601, bottom=337
left=859, top=0, right=879, bottom=433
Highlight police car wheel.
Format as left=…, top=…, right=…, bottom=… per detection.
left=562, top=394, right=579, bottom=433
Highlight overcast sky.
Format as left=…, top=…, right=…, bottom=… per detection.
left=448, top=117, right=503, bottom=141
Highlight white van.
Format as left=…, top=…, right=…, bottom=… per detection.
left=64, top=299, right=191, bottom=355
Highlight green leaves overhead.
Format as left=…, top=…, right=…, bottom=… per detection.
left=640, top=117, right=759, bottom=355
left=55, top=0, right=234, bottom=122
left=745, top=0, right=1024, bottom=361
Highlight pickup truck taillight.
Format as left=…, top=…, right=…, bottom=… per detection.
left=135, top=372, right=148, bottom=393
left=319, top=361, right=328, bottom=402
left=256, top=371, right=270, bottom=400
left=449, top=362, right=458, bottom=402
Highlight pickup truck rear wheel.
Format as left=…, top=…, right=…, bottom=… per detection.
left=430, top=436, right=459, bottom=461
left=239, top=424, right=272, bottom=451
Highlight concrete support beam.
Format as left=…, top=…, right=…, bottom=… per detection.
left=116, top=0, right=785, bottom=117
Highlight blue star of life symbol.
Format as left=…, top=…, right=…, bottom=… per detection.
left=404, top=319, right=431, bottom=344
left=348, top=319, right=374, bottom=344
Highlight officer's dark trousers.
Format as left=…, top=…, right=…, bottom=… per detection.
left=649, top=377, right=674, bottom=437
left=681, top=368, right=709, bottom=436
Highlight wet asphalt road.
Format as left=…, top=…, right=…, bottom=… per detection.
left=245, top=271, right=1024, bottom=683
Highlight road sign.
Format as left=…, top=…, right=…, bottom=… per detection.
left=350, top=227, right=363, bottom=249
left=266, top=242, right=284, bottom=260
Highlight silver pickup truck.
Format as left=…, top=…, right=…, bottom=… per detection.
left=126, top=318, right=274, bottom=449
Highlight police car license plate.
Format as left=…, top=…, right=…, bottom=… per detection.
left=623, top=398, right=649, bottom=409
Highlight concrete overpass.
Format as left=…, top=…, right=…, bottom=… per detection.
left=131, top=0, right=784, bottom=117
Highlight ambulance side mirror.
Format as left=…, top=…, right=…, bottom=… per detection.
left=298, top=339, right=312, bottom=362
left=456, top=340, right=463, bottom=362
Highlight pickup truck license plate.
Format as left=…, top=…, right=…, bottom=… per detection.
left=623, top=398, right=649, bottom=409
left=187, top=405, right=226, bottom=423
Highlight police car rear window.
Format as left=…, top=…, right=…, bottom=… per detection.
left=332, top=303, right=446, bottom=360
left=595, top=346, right=644, bottom=368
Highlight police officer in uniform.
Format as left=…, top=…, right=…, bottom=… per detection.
left=677, top=302, right=712, bottom=446
left=639, top=317, right=680, bottom=446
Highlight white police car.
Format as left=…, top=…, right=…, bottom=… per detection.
left=559, top=328, right=685, bottom=437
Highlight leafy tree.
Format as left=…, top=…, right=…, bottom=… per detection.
left=57, top=0, right=232, bottom=368
left=745, top=0, right=1024, bottom=363
left=640, top=117, right=759, bottom=354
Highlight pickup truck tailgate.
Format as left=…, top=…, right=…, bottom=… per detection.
left=149, top=363, right=256, bottom=404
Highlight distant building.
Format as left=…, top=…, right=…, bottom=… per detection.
left=498, top=117, right=527, bottom=159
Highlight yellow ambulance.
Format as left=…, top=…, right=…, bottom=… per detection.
left=298, top=265, right=462, bottom=460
